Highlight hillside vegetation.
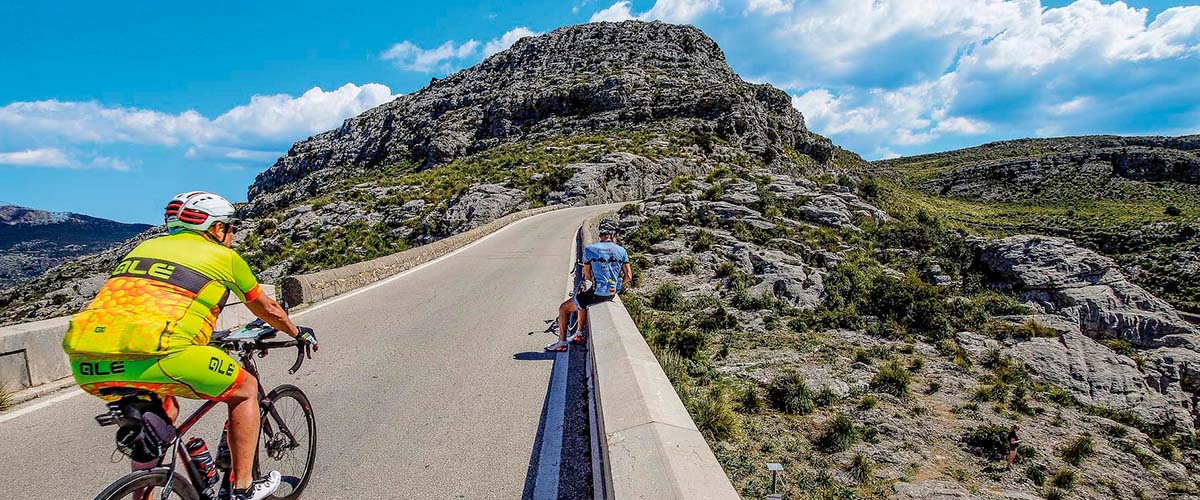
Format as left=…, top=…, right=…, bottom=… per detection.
left=869, top=135, right=1200, bottom=313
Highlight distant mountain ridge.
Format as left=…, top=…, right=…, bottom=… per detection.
left=0, top=203, right=152, bottom=289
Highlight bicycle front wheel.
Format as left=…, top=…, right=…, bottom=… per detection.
left=256, top=384, right=317, bottom=499
left=95, top=469, right=199, bottom=500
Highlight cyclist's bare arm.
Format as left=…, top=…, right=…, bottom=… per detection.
left=583, top=264, right=594, bottom=282
left=622, top=263, right=632, bottom=287
left=246, top=293, right=301, bottom=337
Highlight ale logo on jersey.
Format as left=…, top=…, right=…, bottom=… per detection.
left=112, top=259, right=176, bottom=280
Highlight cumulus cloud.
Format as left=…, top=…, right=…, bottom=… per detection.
left=381, top=39, right=481, bottom=72
left=590, top=0, right=720, bottom=23
left=761, top=0, right=1200, bottom=157
left=590, top=1, right=637, bottom=21
left=0, top=148, right=76, bottom=168
left=484, top=27, right=540, bottom=57
left=0, top=148, right=132, bottom=171
left=745, top=0, right=792, bottom=15
left=0, top=83, right=397, bottom=153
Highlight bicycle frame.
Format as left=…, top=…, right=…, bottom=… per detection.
left=154, top=344, right=300, bottom=500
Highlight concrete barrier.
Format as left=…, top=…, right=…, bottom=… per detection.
left=581, top=209, right=740, bottom=500
left=0, top=285, right=274, bottom=396
left=280, top=205, right=565, bottom=308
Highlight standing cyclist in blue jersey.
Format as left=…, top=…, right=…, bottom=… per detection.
left=546, top=218, right=631, bottom=351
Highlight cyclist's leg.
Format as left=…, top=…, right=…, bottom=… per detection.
left=155, top=346, right=261, bottom=490
left=558, top=297, right=579, bottom=342
left=225, top=371, right=260, bottom=490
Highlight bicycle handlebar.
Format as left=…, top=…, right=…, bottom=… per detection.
left=258, top=339, right=306, bottom=374
left=213, top=322, right=313, bottom=375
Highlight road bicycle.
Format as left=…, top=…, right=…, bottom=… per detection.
left=93, top=320, right=316, bottom=500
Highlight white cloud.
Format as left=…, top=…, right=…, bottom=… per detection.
left=590, top=0, right=719, bottom=23
left=590, top=1, right=636, bottom=21
left=88, top=156, right=132, bottom=171
left=643, top=0, right=721, bottom=22
left=745, top=0, right=792, bottom=15
left=757, top=0, right=1200, bottom=156
left=484, top=27, right=540, bottom=57
left=381, top=39, right=481, bottom=72
left=0, top=148, right=132, bottom=171
left=213, top=83, right=397, bottom=143
left=0, top=83, right=399, bottom=160
left=0, top=148, right=76, bottom=167
left=933, top=116, right=989, bottom=135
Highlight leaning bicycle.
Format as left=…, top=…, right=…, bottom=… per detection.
left=93, top=320, right=317, bottom=500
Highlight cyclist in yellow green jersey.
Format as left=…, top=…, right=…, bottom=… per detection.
left=63, top=191, right=318, bottom=500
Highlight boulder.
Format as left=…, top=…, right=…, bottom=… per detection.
left=979, top=235, right=1197, bottom=347
left=892, top=481, right=980, bottom=500
left=443, top=184, right=528, bottom=233
left=1008, top=328, right=1192, bottom=429
left=745, top=249, right=824, bottom=308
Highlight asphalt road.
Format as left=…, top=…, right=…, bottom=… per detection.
left=0, top=204, right=616, bottom=499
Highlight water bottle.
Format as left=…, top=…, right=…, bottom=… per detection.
left=185, top=437, right=219, bottom=492
left=216, top=424, right=231, bottom=470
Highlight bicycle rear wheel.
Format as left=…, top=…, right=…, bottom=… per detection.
left=256, top=384, right=316, bottom=499
left=95, top=469, right=198, bottom=500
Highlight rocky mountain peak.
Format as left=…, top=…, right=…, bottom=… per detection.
left=246, top=21, right=831, bottom=214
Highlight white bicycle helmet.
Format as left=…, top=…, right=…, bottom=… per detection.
left=164, top=191, right=237, bottom=234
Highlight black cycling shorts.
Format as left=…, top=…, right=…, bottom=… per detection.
left=573, top=288, right=616, bottom=309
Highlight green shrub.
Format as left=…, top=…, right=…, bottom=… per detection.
left=1049, top=468, right=1076, bottom=490
left=963, top=424, right=1009, bottom=458
left=651, top=283, right=685, bottom=310
left=1060, top=434, right=1095, bottom=466
left=618, top=203, right=641, bottom=216
left=847, top=452, right=875, bottom=483
left=692, top=387, right=742, bottom=441
left=695, top=305, right=738, bottom=332
left=858, top=395, right=878, bottom=410
left=738, top=384, right=765, bottom=414
left=658, top=352, right=693, bottom=405
left=814, top=387, right=840, bottom=408
left=907, top=357, right=924, bottom=372
left=817, top=412, right=860, bottom=452
left=1165, top=205, right=1183, bottom=216
left=767, top=371, right=815, bottom=415
left=668, top=257, right=698, bottom=275
left=0, top=384, right=11, bottom=411
left=1025, top=466, right=1046, bottom=486
left=690, top=230, right=714, bottom=252
left=871, top=360, right=911, bottom=396
left=1043, top=487, right=1067, bottom=500
left=653, top=327, right=707, bottom=360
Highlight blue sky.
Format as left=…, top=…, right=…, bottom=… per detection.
left=1, top=0, right=1197, bottom=223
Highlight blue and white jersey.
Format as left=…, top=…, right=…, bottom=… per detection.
left=584, top=241, right=629, bottom=296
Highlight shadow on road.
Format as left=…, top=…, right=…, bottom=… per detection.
left=514, top=352, right=556, bottom=361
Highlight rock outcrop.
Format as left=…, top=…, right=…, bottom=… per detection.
left=979, top=235, right=1197, bottom=347
left=245, top=21, right=835, bottom=216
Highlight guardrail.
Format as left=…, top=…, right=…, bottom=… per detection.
left=280, top=205, right=564, bottom=308
left=0, top=285, right=273, bottom=398
left=581, top=211, right=740, bottom=500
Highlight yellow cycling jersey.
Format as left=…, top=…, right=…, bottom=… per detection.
left=63, top=231, right=263, bottom=359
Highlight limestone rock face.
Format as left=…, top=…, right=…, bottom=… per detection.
left=1009, top=328, right=1192, bottom=428
left=979, top=235, right=1197, bottom=347
left=245, top=21, right=833, bottom=216
left=892, top=481, right=979, bottom=500
left=442, top=184, right=529, bottom=233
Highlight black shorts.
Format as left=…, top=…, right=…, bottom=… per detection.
left=574, top=288, right=616, bottom=308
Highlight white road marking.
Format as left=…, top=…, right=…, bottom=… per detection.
left=0, top=208, right=572, bottom=422
left=0, top=389, right=83, bottom=424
